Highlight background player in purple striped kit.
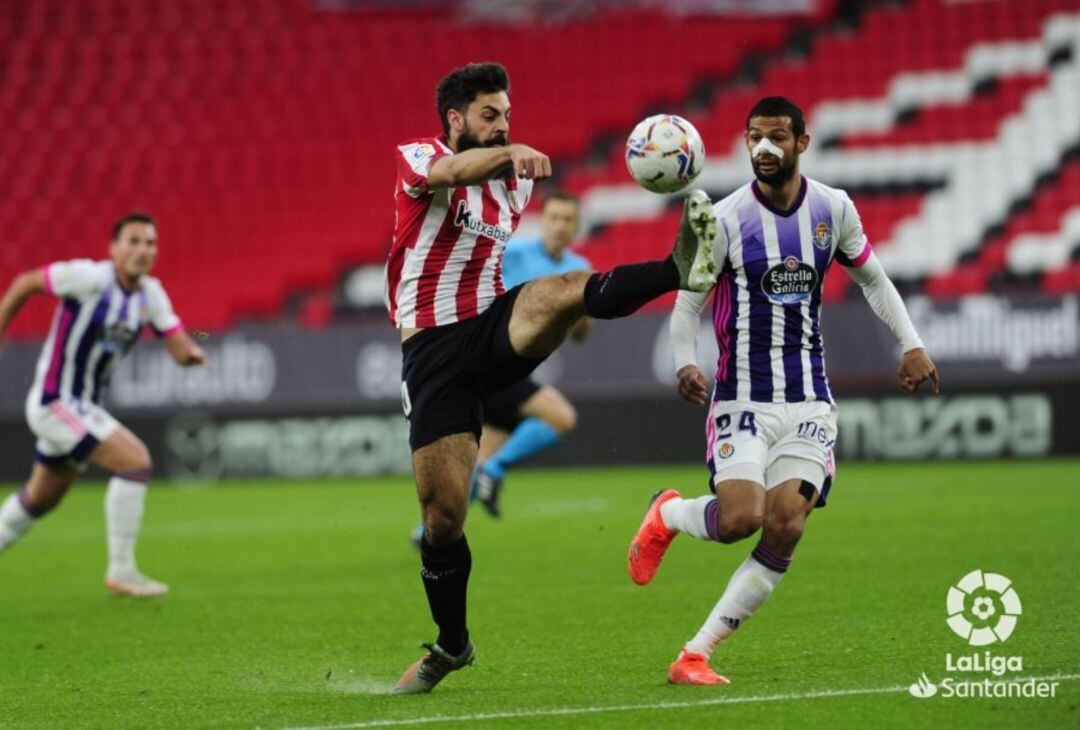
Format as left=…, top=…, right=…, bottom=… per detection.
left=0, top=213, right=207, bottom=598
left=628, top=97, right=939, bottom=685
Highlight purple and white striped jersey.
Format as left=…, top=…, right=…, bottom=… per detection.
left=709, top=176, right=872, bottom=404
left=31, top=260, right=182, bottom=407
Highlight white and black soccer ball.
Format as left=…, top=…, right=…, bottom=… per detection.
left=625, top=114, right=705, bottom=194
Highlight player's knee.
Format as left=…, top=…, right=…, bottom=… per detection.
left=423, top=507, right=465, bottom=546
left=21, top=477, right=72, bottom=516
left=120, top=443, right=153, bottom=480
left=715, top=509, right=764, bottom=544
left=420, top=496, right=466, bottom=545
left=559, top=270, right=593, bottom=288
left=552, top=271, right=591, bottom=315
left=550, top=402, right=577, bottom=435
left=23, top=490, right=61, bottom=517
left=763, top=512, right=805, bottom=552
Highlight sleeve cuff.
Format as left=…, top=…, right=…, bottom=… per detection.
left=851, top=244, right=873, bottom=268
left=902, top=336, right=925, bottom=353
left=43, top=265, right=55, bottom=295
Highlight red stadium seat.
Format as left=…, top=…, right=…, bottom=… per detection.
left=3, top=0, right=1077, bottom=339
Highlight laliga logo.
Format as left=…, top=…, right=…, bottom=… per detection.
left=946, top=570, right=1022, bottom=646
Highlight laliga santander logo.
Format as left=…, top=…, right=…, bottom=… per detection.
left=946, top=570, right=1022, bottom=646
left=907, top=571, right=1059, bottom=701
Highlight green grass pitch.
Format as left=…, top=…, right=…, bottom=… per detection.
left=1, top=460, right=1078, bottom=728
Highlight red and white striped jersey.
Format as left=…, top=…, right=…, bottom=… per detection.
left=385, top=135, right=534, bottom=328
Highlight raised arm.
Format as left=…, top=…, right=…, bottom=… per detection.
left=427, top=144, right=551, bottom=189
left=0, top=268, right=47, bottom=342
left=671, top=289, right=711, bottom=405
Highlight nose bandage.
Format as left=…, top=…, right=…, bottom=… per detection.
left=752, top=138, right=785, bottom=161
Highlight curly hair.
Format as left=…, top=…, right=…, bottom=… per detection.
left=436, top=62, right=510, bottom=134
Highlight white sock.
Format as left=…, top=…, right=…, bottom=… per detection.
left=684, top=552, right=787, bottom=658
left=660, top=495, right=716, bottom=540
left=0, top=492, right=35, bottom=552
left=105, top=477, right=147, bottom=577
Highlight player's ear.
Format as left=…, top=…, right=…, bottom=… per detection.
left=447, top=108, right=464, bottom=134
left=797, top=134, right=810, bottom=154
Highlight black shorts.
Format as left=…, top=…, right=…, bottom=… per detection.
left=400, top=285, right=544, bottom=451
left=484, top=377, right=542, bottom=432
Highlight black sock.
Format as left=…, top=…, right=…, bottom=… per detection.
left=583, top=257, right=680, bottom=319
left=419, top=534, right=472, bottom=655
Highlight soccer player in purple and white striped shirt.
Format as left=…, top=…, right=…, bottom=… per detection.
left=0, top=213, right=207, bottom=598
left=628, top=97, right=939, bottom=685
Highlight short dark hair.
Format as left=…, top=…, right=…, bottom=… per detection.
left=746, top=96, right=806, bottom=137
left=112, top=212, right=156, bottom=241
left=542, top=190, right=580, bottom=211
left=436, top=62, right=510, bottom=135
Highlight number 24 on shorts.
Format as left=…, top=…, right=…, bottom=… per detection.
left=715, top=411, right=757, bottom=439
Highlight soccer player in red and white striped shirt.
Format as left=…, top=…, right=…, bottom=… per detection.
left=390, top=62, right=719, bottom=693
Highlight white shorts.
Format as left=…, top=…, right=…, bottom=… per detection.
left=705, top=399, right=837, bottom=504
left=25, top=396, right=119, bottom=469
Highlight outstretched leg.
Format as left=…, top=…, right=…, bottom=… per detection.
left=509, top=191, right=717, bottom=360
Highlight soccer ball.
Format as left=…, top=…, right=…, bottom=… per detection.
left=625, top=114, right=705, bottom=194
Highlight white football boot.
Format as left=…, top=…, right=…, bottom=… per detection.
left=105, top=570, right=169, bottom=599
left=671, top=189, right=718, bottom=292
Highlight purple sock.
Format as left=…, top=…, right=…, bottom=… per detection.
left=751, top=540, right=793, bottom=574
left=704, top=498, right=722, bottom=541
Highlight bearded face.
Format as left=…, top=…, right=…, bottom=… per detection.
left=750, top=140, right=798, bottom=187
left=451, top=91, right=511, bottom=152
left=455, top=119, right=509, bottom=152
left=745, top=116, right=807, bottom=188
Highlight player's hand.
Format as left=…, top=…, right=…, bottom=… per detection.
left=182, top=343, right=209, bottom=367
left=898, top=347, right=939, bottom=394
left=676, top=364, right=709, bottom=406
left=508, top=144, right=551, bottom=181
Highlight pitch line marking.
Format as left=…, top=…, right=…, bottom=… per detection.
left=268, top=672, right=1080, bottom=730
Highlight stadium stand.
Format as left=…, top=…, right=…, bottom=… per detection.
left=570, top=1, right=1080, bottom=302
left=2, top=0, right=1077, bottom=338
left=0, top=0, right=827, bottom=336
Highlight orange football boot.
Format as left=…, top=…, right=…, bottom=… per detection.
left=668, top=649, right=730, bottom=686
left=628, top=489, right=680, bottom=585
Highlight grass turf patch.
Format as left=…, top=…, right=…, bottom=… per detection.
left=1, top=460, right=1077, bottom=728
